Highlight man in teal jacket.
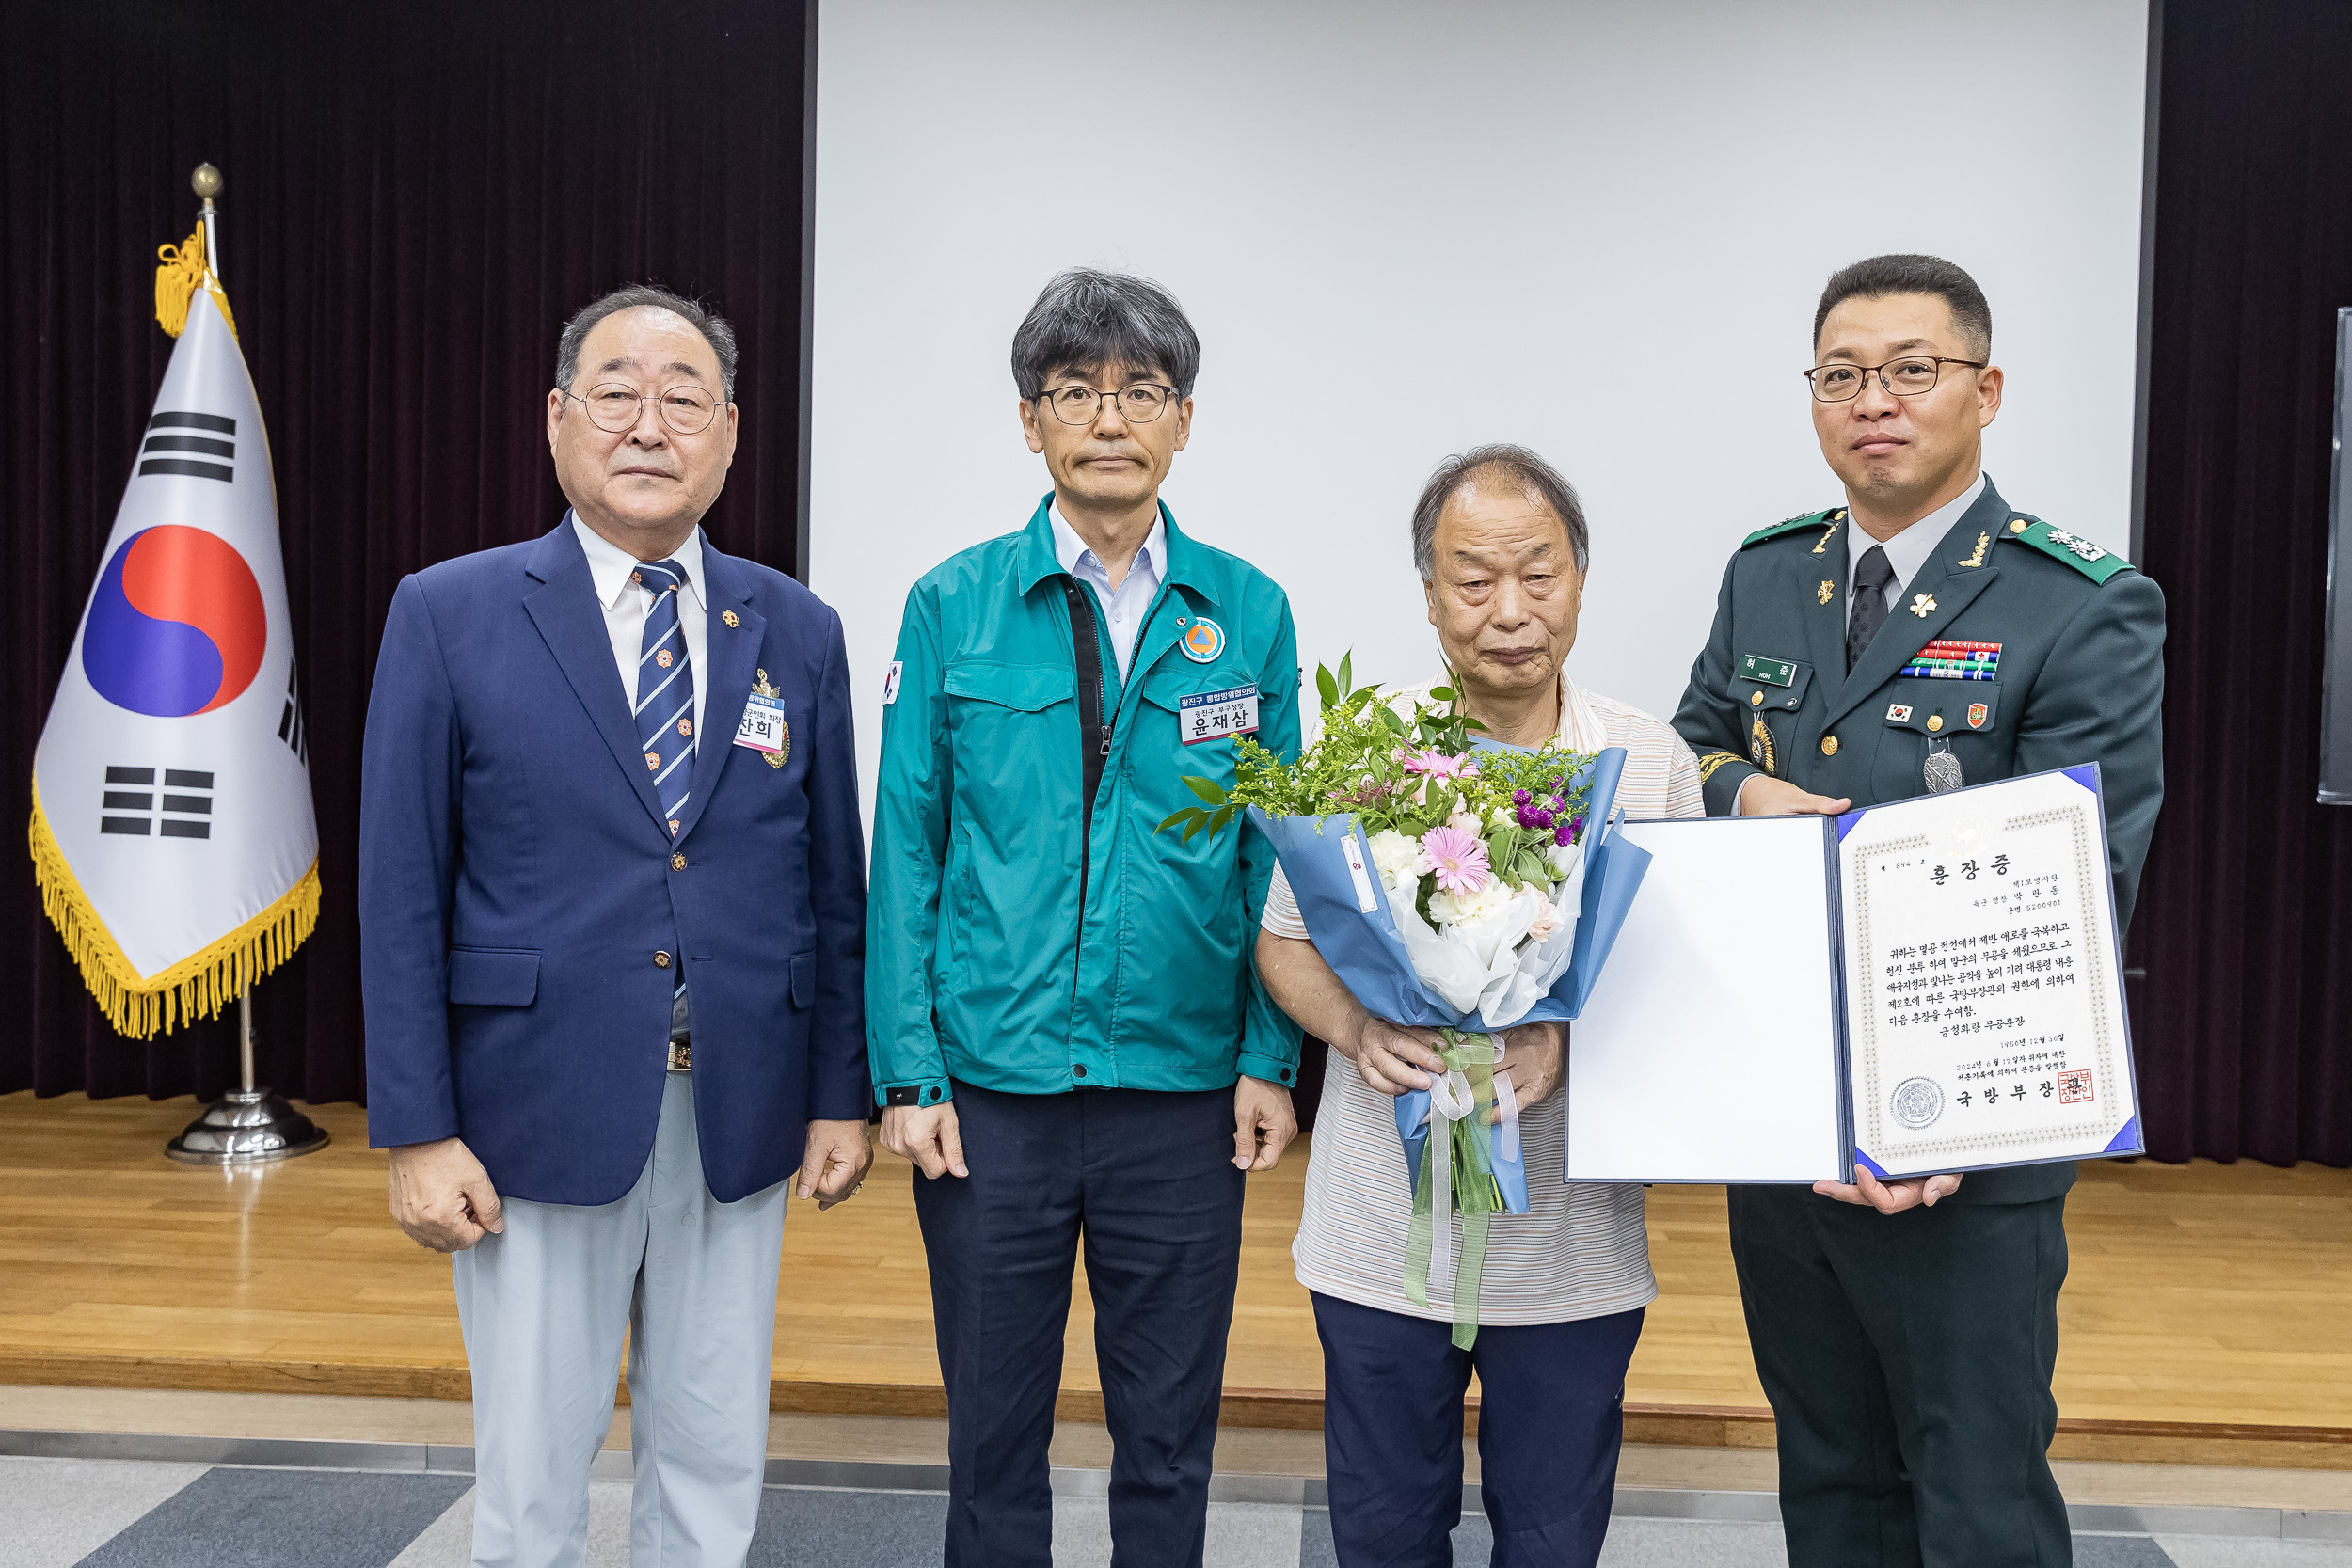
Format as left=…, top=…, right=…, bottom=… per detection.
left=866, top=268, right=1303, bottom=1568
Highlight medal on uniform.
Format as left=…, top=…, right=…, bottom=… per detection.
left=1924, top=739, right=1963, bottom=793
left=1750, top=714, right=1777, bottom=777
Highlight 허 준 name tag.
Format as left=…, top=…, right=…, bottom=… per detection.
left=1739, top=654, right=1796, bottom=687
left=1179, top=684, right=1259, bottom=746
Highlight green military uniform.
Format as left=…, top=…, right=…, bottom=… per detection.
left=1671, top=475, right=2165, bottom=1568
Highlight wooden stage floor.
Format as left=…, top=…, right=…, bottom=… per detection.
left=4, top=1091, right=2349, bottom=1468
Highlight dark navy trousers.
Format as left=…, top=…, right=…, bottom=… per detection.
left=1312, top=1291, right=1645, bottom=1568
left=913, top=1080, right=1246, bottom=1568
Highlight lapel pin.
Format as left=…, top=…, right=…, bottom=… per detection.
left=1910, top=594, right=1937, bottom=618
left=1818, top=579, right=1835, bottom=605
left=722, top=609, right=740, bottom=628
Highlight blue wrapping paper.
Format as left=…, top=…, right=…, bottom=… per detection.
left=1251, top=745, right=1652, bottom=1212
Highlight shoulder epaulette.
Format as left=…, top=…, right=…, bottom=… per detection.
left=2000, top=515, right=2135, bottom=583
left=1741, top=506, right=1843, bottom=548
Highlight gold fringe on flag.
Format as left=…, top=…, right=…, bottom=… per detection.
left=154, top=224, right=236, bottom=341
left=27, top=783, right=318, bottom=1039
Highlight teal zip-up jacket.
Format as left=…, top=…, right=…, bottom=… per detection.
left=866, top=496, right=1304, bottom=1106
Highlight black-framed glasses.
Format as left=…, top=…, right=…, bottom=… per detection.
left=1804, top=356, right=1986, bottom=403
left=1035, top=382, right=1179, bottom=426
left=560, top=382, right=727, bottom=435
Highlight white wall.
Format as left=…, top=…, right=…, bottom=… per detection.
left=810, top=0, right=2148, bottom=817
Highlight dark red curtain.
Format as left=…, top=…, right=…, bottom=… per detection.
left=2131, top=0, right=2352, bottom=1164
left=2, top=0, right=811, bottom=1102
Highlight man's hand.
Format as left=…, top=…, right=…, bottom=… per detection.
left=388, top=1136, right=503, bottom=1252
left=1233, top=1077, right=1297, bottom=1171
left=1343, top=1016, right=1448, bottom=1098
left=881, top=1101, right=968, bottom=1180
left=1489, top=1022, right=1565, bottom=1124
left=1738, top=776, right=1852, bottom=817
left=1815, top=1168, right=1964, bottom=1213
left=798, top=1118, right=873, bottom=1208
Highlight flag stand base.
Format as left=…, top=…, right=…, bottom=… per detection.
left=166, top=1087, right=329, bottom=1164
left=164, top=985, right=329, bottom=1164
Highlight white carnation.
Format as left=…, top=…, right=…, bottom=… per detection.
left=1366, top=829, right=1422, bottom=883
left=1428, top=878, right=1515, bottom=930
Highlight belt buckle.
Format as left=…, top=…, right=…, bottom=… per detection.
left=666, top=1037, right=691, bottom=1073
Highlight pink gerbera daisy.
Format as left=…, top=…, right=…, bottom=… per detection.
left=1418, top=825, right=1490, bottom=895
left=1401, top=749, right=1479, bottom=781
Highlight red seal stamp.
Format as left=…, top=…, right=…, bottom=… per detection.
left=2057, top=1069, right=2095, bottom=1104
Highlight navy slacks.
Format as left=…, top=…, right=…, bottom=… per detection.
left=1313, top=1291, right=1645, bottom=1568
left=913, top=1080, right=1246, bottom=1568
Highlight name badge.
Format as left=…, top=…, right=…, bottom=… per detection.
left=1178, top=684, right=1259, bottom=746
left=734, top=692, right=787, bottom=753
left=1739, top=654, right=1797, bottom=687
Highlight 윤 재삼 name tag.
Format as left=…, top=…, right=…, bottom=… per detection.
left=734, top=691, right=787, bottom=753
left=1178, top=684, right=1259, bottom=746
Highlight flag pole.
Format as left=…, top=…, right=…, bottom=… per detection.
left=163, top=160, right=327, bottom=1166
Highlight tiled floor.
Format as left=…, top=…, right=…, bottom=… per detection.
left=6, top=1456, right=2348, bottom=1568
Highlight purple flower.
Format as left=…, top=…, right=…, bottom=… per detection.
left=1531, top=808, right=1554, bottom=831
left=1512, top=789, right=1531, bottom=806
left=1554, top=822, right=1575, bottom=847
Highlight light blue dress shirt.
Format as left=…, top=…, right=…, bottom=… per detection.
left=1051, top=503, right=1165, bottom=682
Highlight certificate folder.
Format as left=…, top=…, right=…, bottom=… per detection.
left=1565, top=765, right=2142, bottom=1184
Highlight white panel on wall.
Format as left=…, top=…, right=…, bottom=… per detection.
left=810, top=0, right=2147, bottom=821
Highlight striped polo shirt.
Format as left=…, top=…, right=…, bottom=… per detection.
left=1261, top=673, right=1704, bottom=1325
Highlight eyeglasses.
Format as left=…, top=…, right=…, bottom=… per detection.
left=560, top=383, right=727, bottom=435
left=1035, top=383, right=1179, bottom=426
left=1804, top=356, right=1986, bottom=403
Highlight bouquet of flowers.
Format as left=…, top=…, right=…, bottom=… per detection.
left=1161, top=658, right=1652, bottom=1344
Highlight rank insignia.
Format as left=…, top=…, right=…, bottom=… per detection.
left=1750, top=715, right=1777, bottom=777
left=1886, top=703, right=1914, bottom=722
left=1819, top=579, right=1835, bottom=605
left=1968, top=702, right=1990, bottom=729
left=2043, top=526, right=2109, bottom=562
left=753, top=668, right=789, bottom=768
left=1957, top=531, right=1990, bottom=568
left=1910, top=594, right=1937, bottom=618
left=722, top=610, right=740, bottom=628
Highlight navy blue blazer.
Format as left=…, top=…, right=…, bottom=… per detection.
left=359, top=519, right=869, bottom=1204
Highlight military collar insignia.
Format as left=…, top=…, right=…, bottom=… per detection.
left=1818, top=579, right=1835, bottom=605
left=1910, top=593, right=1938, bottom=618
left=1956, top=531, right=1991, bottom=568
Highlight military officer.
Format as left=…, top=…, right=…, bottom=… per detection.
left=1671, top=253, right=2165, bottom=1568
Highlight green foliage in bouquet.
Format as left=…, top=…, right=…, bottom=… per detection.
left=1155, top=655, right=1596, bottom=897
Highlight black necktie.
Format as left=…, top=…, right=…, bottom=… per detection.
left=1847, top=546, right=1896, bottom=673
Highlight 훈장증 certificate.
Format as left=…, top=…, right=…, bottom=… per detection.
left=1838, top=767, right=2140, bottom=1179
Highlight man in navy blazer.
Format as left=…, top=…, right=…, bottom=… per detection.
left=360, top=285, right=870, bottom=1568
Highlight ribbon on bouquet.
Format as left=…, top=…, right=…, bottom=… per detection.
left=1402, top=1030, right=1521, bottom=1349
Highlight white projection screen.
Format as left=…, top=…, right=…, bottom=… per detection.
left=809, top=1, right=2149, bottom=822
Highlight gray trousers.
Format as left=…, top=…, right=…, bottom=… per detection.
left=453, top=1073, right=789, bottom=1568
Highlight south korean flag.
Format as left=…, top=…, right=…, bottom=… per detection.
left=29, top=285, right=320, bottom=1037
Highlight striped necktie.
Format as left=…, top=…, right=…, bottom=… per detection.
left=632, top=558, right=695, bottom=838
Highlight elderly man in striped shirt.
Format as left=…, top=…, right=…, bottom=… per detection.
left=1257, top=445, right=1703, bottom=1568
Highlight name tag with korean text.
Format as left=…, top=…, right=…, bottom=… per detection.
left=734, top=691, right=787, bottom=754
left=1178, top=684, right=1259, bottom=746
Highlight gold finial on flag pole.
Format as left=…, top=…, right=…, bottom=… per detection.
left=191, top=163, right=222, bottom=280
left=155, top=163, right=234, bottom=339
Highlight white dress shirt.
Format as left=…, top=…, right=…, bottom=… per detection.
left=572, top=514, right=709, bottom=749
left=1846, top=472, right=1986, bottom=614
left=1051, top=503, right=1165, bottom=682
